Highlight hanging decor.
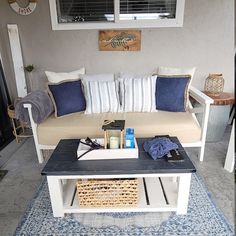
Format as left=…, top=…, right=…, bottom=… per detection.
left=99, top=30, right=141, bottom=51
left=8, top=0, right=37, bottom=15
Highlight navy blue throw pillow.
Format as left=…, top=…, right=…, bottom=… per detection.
left=155, top=76, right=191, bottom=112
left=48, top=80, right=86, bottom=117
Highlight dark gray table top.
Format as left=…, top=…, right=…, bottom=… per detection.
left=41, top=137, right=196, bottom=176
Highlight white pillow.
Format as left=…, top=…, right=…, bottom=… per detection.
left=119, top=75, right=157, bottom=112
left=83, top=80, right=120, bottom=114
left=45, top=67, right=85, bottom=83
left=82, top=73, right=114, bottom=82
left=158, top=66, right=196, bottom=79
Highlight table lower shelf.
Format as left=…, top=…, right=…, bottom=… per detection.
left=62, top=177, right=178, bottom=213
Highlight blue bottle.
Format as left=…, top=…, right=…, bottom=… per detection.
left=125, top=128, right=135, bottom=148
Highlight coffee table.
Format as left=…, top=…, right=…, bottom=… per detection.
left=42, top=137, right=196, bottom=217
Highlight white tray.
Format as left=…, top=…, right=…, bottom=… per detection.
left=77, top=138, right=138, bottom=160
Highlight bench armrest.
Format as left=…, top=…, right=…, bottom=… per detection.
left=189, top=86, right=214, bottom=105
left=188, top=86, right=213, bottom=161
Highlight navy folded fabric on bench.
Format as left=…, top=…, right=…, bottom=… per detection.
left=15, top=90, right=54, bottom=124
left=143, top=137, right=179, bottom=160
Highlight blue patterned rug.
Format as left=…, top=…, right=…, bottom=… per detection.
left=14, top=174, right=234, bottom=236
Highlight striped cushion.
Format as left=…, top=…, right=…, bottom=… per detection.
left=119, top=75, right=157, bottom=112
left=83, top=80, right=120, bottom=114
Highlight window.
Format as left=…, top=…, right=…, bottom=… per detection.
left=57, top=0, right=114, bottom=23
left=49, top=0, right=185, bottom=30
left=119, top=0, right=176, bottom=20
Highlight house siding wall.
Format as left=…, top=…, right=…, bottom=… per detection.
left=0, top=0, right=234, bottom=99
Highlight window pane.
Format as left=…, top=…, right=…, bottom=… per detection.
left=56, top=0, right=114, bottom=23
left=120, top=0, right=176, bottom=20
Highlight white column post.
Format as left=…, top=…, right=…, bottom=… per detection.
left=47, top=176, right=64, bottom=217
left=176, top=173, right=192, bottom=215
left=224, top=120, right=235, bottom=172
left=7, top=24, right=27, bottom=97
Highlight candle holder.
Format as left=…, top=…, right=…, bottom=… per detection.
left=204, top=73, right=224, bottom=96
left=102, top=120, right=125, bottom=149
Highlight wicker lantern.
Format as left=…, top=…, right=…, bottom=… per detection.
left=204, top=73, right=224, bottom=96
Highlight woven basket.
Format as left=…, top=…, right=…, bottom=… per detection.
left=204, top=73, right=224, bottom=96
left=77, top=178, right=138, bottom=207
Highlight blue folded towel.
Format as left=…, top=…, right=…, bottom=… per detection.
left=143, top=137, right=178, bottom=160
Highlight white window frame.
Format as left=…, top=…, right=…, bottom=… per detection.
left=49, top=0, right=185, bottom=30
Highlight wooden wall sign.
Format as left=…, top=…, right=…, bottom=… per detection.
left=99, top=30, right=141, bottom=51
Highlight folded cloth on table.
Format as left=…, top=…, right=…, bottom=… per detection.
left=15, top=90, right=54, bottom=124
left=143, top=137, right=179, bottom=160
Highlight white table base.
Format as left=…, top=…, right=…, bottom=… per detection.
left=47, top=173, right=192, bottom=217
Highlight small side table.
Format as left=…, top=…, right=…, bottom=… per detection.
left=203, top=92, right=234, bottom=142
left=7, top=104, right=32, bottom=143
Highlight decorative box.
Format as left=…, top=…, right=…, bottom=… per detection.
left=77, top=138, right=138, bottom=160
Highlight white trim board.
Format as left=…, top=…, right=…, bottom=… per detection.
left=7, top=24, right=27, bottom=97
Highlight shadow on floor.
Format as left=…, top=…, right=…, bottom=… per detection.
left=0, top=170, right=8, bottom=181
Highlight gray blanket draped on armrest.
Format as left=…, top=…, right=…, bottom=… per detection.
left=15, top=90, right=54, bottom=124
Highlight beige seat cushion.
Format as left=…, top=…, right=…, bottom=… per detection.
left=37, top=112, right=201, bottom=146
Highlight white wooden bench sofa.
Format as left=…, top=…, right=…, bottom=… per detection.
left=24, top=86, right=213, bottom=164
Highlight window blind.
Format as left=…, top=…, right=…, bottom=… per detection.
left=56, top=0, right=114, bottom=23
left=120, top=0, right=176, bottom=20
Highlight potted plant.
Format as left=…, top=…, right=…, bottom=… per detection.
left=24, top=64, right=35, bottom=92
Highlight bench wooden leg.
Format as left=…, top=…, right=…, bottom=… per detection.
left=199, top=145, right=205, bottom=162
left=36, top=147, right=44, bottom=164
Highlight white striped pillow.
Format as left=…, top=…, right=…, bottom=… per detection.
left=119, top=75, right=157, bottom=112
left=83, top=80, right=120, bottom=114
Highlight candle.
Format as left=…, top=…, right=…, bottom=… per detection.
left=109, top=136, right=119, bottom=149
